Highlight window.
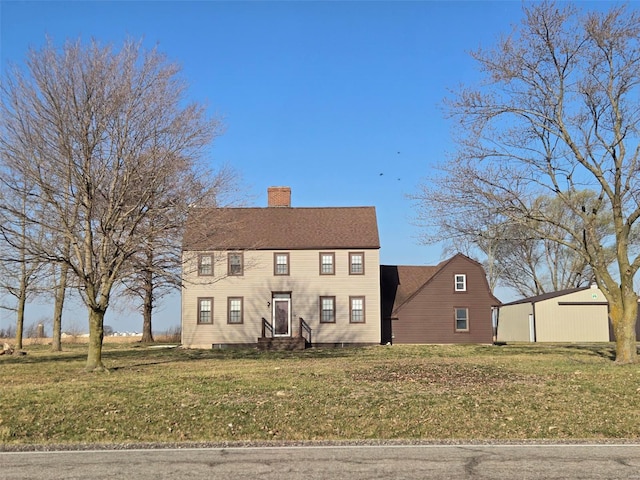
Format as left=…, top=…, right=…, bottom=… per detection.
left=274, top=253, right=290, bottom=275
left=455, top=274, right=467, bottom=292
left=198, top=254, right=213, bottom=276
left=228, top=297, right=243, bottom=324
left=228, top=252, right=243, bottom=276
left=197, top=298, right=213, bottom=324
left=349, top=296, right=365, bottom=323
left=455, top=308, right=469, bottom=332
left=319, top=296, right=336, bottom=323
left=349, top=252, right=364, bottom=275
left=319, top=252, right=335, bottom=275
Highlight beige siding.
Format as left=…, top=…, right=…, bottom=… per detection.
left=497, top=287, right=610, bottom=343
left=497, top=302, right=533, bottom=342
left=535, top=288, right=609, bottom=342
left=182, top=249, right=381, bottom=348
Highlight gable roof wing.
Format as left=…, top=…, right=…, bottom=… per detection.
left=381, top=265, right=440, bottom=317
left=381, top=253, right=500, bottom=317
left=183, top=206, right=380, bottom=251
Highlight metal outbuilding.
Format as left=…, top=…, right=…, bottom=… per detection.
left=496, top=285, right=611, bottom=343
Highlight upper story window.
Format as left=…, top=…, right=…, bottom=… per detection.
left=197, top=297, right=213, bottom=324
left=319, top=252, right=335, bottom=275
left=454, top=274, right=467, bottom=292
left=228, top=252, right=243, bottom=276
left=349, top=252, right=364, bottom=275
left=198, top=254, right=213, bottom=276
left=274, top=252, right=290, bottom=275
left=349, top=296, right=365, bottom=323
left=455, top=307, right=469, bottom=332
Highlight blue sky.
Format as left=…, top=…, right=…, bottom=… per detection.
left=0, top=0, right=621, bottom=333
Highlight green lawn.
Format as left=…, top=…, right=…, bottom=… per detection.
left=1, top=342, right=639, bottom=447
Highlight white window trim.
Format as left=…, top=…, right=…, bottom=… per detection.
left=454, top=274, right=467, bottom=292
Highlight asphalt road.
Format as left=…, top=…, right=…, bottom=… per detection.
left=2, top=444, right=640, bottom=479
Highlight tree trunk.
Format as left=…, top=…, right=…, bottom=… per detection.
left=141, top=249, right=154, bottom=343
left=86, top=307, right=107, bottom=372
left=141, top=279, right=154, bottom=343
left=15, top=276, right=27, bottom=350
left=610, top=294, right=638, bottom=364
left=51, top=262, right=69, bottom=352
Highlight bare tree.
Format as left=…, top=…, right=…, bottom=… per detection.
left=0, top=178, right=46, bottom=349
left=496, top=193, right=612, bottom=297
left=415, top=182, right=602, bottom=297
left=121, top=164, right=240, bottom=343
left=416, top=2, right=640, bottom=363
left=0, top=38, right=222, bottom=370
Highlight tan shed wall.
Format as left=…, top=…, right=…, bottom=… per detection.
left=535, top=288, right=609, bottom=342
left=496, top=302, right=533, bottom=342
left=181, top=249, right=381, bottom=348
left=497, top=287, right=611, bottom=343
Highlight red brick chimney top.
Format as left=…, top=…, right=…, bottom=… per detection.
left=267, top=186, right=291, bottom=207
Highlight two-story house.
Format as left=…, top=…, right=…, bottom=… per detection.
left=181, top=187, right=381, bottom=349
left=381, top=253, right=500, bottom=344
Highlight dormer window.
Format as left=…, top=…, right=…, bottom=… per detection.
left=455, top=274, right=466, bottom=292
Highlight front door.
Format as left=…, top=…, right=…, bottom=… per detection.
left=273, top=294, right=291, bottom=337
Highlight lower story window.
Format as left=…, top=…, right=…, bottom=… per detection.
left=228, top=297, right=243, bottom=324
left=198, top=298, right=213, bottom=324
left=320, top=296, right=336, bottom=323
left=455, top=307, right=469, bottom=332
left=349, top=296, right=365, bottom=323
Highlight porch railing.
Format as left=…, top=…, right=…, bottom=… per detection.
left=261, top=317, right=273, bottom=338
left=299, top=317, right=312, bottom=345
left=261, top=316, right=311, bottom=345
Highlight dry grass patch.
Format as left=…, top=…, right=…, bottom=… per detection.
left=351, top=361, right=542, bottom=390
left=1, top=343, right=639, bottom=447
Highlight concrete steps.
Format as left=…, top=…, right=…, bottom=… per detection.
left=257, top=336, right=307, bottom=351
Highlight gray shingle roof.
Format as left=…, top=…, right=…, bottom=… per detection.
left=183, top=206, right=380, bottom=251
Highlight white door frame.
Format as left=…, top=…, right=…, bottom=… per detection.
left=528, top=313, right=535, bottom=342
left=272, top=293, right=291, bottom=337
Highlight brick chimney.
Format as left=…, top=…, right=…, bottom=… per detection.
left=267, top=186, right=291, bottom=207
